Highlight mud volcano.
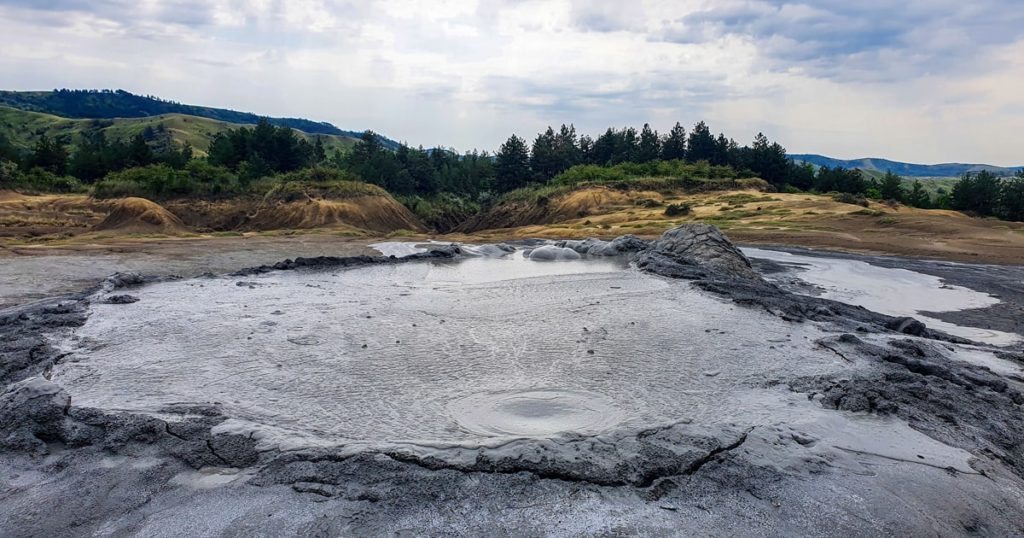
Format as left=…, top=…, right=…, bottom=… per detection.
left=4, top=225, right=1024, bottom=536
left=52, top=246, right=840, bottom=448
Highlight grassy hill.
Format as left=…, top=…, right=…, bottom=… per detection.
left=0, top=89, right=400, bottom=149
left=791, top=153, right=1022, bottom=178
left=0, top=106, right=358, bottom=156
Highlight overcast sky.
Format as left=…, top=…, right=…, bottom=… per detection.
left=2, top=0, right=1022, bottom=165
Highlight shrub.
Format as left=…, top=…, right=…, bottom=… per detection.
left=664, top=203, right=692, bottom=216
left=635, top=198, right=663, bottom=208
left=8, top=167, right=86, bottom=194
left=831, top=192, right=869, bottom=207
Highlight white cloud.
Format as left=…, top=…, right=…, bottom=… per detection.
left=0, top=0, right=1022, bottom=164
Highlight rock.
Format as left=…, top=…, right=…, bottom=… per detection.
left=634, top=224, right=760, bottom=281
left=886, top=317, right=927, bottom=336
left=554, top=236, right=650, bottom=257
left=527, top=245, right=582, bottom=261
left=103, top=294, right=139, bottom=305
left=102, top=272, right=146, bottom=290
left=0, top=378, right=70, bottom=453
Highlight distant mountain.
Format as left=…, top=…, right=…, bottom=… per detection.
left=790, top=154, right=1023, bottom=178
left=0, top=89, right=399, bottom=148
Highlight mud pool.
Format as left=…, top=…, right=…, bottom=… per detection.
left=54, top=251, right=850, bottom=449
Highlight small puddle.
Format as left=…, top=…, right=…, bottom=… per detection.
left=742, top=247, right=1020, bottom=345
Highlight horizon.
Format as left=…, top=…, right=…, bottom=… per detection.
left=2, top=1, right=1023, bottom=167
left=3, top=85, right=1024, bottom=169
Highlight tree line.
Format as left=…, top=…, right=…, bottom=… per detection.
left=1, top=117, right=1021, bottom=222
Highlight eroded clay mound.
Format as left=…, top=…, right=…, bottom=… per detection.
left=93, top=197, right=188, bottom=234
left=455, top=187, right=630, bottom=232
left=245, top=196, right=425, bottom=233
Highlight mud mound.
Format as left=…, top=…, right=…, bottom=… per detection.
left=93, top=197, right=188, bottom=234
left=551, top=188, right=630, bottom=219
left=456, top=187, right=631, bottom=233
left=245, top=196, right=425, bottom=233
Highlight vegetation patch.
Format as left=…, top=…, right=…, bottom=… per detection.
left=664, top=203, right=692, bottom=217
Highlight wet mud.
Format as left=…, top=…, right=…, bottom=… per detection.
left=2, top=225, right=1024, bottom=536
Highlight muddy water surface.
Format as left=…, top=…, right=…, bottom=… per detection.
left=53, top=253, right=846, bottom=447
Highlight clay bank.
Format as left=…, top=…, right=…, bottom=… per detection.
left=2, top=224, right=1024, bottom=536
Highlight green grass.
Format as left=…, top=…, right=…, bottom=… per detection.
left=0, top=106, right=357, bottom=155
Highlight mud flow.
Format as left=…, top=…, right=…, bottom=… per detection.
left=742, top=247, right=1019, bottom=345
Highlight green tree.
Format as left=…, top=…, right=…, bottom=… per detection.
left=879, top=171, right=906, bottom=202
left=495, top=134, right=530, bottom=192
left=127, top=133, right=154, bottom=167
left=660, top=122, right=686, bottom=161
left=590, top=128, right=618, bottom=165
left=745, top=133, right=790, bottom=188
left=637, top=123, right=661, bottom=163
left=906, top=180, right=931, bottom=208
left=0, top=132, right=18, bottom=163
left=999, top=171, right=1024, bottom=221
left=27, top=136, right=68, bottom=175
left=951, top=171, right=1002, bottom=216
left=554, top=124, right=581, bottom=172
left=686, top=121, right=716, bottom=163
left=530, top=127, right=560, bottom=180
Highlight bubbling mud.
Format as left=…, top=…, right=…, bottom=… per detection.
left=447, top=389, right=625, bottom=437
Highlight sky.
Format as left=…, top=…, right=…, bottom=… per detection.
left=1, top=0, right=1023, bottom=165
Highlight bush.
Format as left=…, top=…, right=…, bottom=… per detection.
left=831, top=192, right=869, bottom=207
left=93, top=163, right=240, bottom=199
left=635, top=198, right=663, bottom=208
left=664, top=203, right=692, bottom=216
left=5, top=167, right=86, bottom=193
left=550, top=160, right=745, bottom=186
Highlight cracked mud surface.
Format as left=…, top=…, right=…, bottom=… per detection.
left=3, top=225, right=1024, bottom=536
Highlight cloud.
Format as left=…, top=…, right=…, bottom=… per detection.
left=0, top=0, right=1023, bottom=164
left=654, top=0, right=1024, bottom=81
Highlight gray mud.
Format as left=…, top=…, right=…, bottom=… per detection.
left=3, top=225, right=1024, bottom=536
left=744, top=244, right=1024, bottom=345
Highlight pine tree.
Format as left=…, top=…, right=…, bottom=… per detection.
left=879, top=171, right=906, bottom=202
left=686, top=121, right=716, bottom=163
left=637, top=124, right=661, bottom=163
left=661, top=122, right=686, bottom=161
left=27, top=136, right=68, bottom=174
left=998, top=171, right=1024, bottom=221
left=127, top=134, right=154, bottom=167
left=495, top=134, right=530, bottom=192
left=951, top=171, right=1001, bottom=216
left=313, top=137, right=327, bottom=163
left=530, top=127, right=559, bottom=180
left=907, top=180, right=931, bottom=208
left=554, top=124, right=581, bottom=172
left=746, top=133, right=790, bottom=188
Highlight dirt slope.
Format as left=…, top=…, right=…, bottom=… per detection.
left=244, top=196, right=425, bottom=233
left=0, top=191, right=110, bottom=238
left=93, top=197, right=188, bottom=234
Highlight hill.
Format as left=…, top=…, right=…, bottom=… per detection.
left=0, top=106, right=357, bottom=156
left=0, top=89, right=400, bottom=148
left=791, top=154, right=1023, bottom=177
